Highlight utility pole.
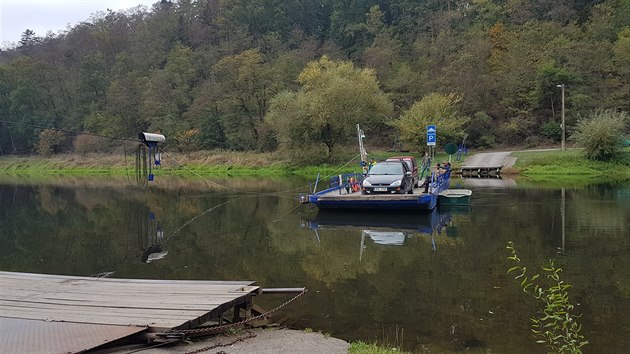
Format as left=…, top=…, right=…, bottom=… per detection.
left=557, top=84, right=565, bottom=151
left=357, top=124, right=367, bottom=164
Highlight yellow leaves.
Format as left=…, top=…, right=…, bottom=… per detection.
left=489, top=22, right=507, bottom=51
left=213, top=48, right=265, bottom=83
left=267, top=56, right=392, bottom=159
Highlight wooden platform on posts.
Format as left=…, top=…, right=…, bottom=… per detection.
left=0, top=271, right=260, bottom=353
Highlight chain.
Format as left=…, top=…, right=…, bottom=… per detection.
left=183, top=331, right=257, bottom=354
left=169, top=288, right=308, bottom=337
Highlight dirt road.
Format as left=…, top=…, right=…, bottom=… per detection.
left=462, top=151, right=516, bottom=168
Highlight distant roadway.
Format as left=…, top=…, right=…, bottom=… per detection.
left=461, top=151, right=516, bottom=169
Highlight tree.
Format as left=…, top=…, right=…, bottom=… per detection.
left=392, top=93, right=469, bottom=151
left=210, top=49, right=276, bottom=150
left=571, top=109, right=629, bottom=161
left=267, top=56, right=392, bottom=161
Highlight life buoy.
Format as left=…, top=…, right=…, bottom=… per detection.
left=349, top=177, right=360, bottom=192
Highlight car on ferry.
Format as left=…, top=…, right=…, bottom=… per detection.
left=386, top=156, right=419, bottom=188
left=362, top=161, right=414, bottom=194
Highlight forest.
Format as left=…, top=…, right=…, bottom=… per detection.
left=0, top=0, right=629, bottom=161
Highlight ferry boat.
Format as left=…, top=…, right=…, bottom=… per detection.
left=305, top=170, right=451, bottom=211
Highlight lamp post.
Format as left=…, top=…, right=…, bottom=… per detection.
left=556, top=84, right=565, bottom=151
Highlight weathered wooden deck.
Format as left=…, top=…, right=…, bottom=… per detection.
left=0, top=271, right=260, bottom=353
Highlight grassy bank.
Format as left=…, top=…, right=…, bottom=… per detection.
left=3, top=148, right=628, bottom=185
left=512, top=148, right=630, bottom=184
left=348, top=341, right=410, bottom=354
left=0, top=149, right=463, bottom=178
left=0, top=151, right=363, bottom=178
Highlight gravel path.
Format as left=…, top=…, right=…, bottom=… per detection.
left=114, top=329, right=349, bottom=354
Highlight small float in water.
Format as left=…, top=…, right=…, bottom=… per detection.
left=438, top=189, right=472, bottom=206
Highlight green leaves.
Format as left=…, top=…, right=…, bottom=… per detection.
left=507, top=242, right=588, bottom=354
left=571, top=109, right=629, bottom=161
left=267, top=56, right=392, bottom=161
left=392, top=93, right=469, bottom=151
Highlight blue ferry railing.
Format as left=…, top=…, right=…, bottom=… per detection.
left=328, top=172, right=363, bottom=189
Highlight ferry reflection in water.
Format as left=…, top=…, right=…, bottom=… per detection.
left=302, top=208, right=468, bottom=256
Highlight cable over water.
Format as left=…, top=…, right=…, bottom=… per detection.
left=161, top=150, right=361, bottom=197
left=0, top=119, right=141, bottom=142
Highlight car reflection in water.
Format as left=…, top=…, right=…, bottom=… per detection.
left=301, top=208, right=468, bottom=257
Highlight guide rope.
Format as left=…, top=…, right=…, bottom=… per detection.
left=161, top=149, right=361, bottom=197
left=164, top=288, right=308, bottom=337
left=182, top=331, right=257, bottom=354
left=0, top=119, right=141, bottom=142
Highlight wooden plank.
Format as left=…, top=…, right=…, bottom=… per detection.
left=0, top=304, right=197, bottom=321
left=0, top=308, right=189, bottom=328
left=0, top=272, right=254, bottom=285
left=1, top=279, right=257, bottom=295
left=0, top=272, right=258, bottom=331
left=0, top=289, right=255, bottom=303
left=0, top=275, right=253, bottom=289
left=0, top=296, right=239, bottom=311
left=0, top=296, right=249, bottom=329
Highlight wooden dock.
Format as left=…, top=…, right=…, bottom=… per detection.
left=0, top=271, right=261, bottom=353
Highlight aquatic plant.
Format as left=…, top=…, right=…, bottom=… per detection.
left=506, top=241, right=588, bottom=353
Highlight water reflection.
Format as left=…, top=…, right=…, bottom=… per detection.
left=0, top=177, right=629, bottom=353
left=139, top=211, right=167, bottom=263
left=303, top=210, right=458, bottom=253
left=305, top=209, right=450, bottom=235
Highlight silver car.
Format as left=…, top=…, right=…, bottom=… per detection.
left=362, top=161, right=414, bottom=194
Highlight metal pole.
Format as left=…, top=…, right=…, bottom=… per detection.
left=561, top=187, right=565, bottom=253
left=557, top=84, right=565, bottom=151
left=357, top=124, right=367, bottom=163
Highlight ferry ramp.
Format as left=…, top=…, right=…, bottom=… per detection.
left=461, top=151, right=516, bottom=177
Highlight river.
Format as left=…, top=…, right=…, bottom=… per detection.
left=0, top=175, right=628, bottom=353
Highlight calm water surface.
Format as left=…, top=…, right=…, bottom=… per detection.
left=0, top=175, right=629, bottom=353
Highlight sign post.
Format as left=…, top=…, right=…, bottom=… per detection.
left=426, top=125, right=436, bottom=159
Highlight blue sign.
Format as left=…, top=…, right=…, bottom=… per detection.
left=426, top=125, right=436, bottom=146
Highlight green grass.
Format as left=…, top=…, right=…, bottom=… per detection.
left=3, top=148, right=628, bottom=184
left=512, top=148, right=630, bottom=184
left=348, top=341, right=409, bottom=354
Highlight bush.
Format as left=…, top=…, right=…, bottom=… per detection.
left=35, top=129, right=69, bottom=155
left=175, top=128, right=202, bottom=152
left=541, top=121, right=562, bottom=141
left=525, top=135, right=541, bottom=148
left=571, top=109, right=629, bottom=161
left=477, top=135, right=496, bottom=148
left=73, top=134, right=110, bottom=153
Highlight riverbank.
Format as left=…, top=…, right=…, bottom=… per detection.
left=1, top=148, right=629, bottom=183
left=0, top=151, right=357, bottom=178
left=512, top=148, right=630, bottom=184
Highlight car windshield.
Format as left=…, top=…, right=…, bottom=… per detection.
left=388, top=158, right=413, bottom=170
left=369, top=163, right=403, bottom=175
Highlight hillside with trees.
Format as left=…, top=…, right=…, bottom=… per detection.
left=0, top=0, right=629, bottom=161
